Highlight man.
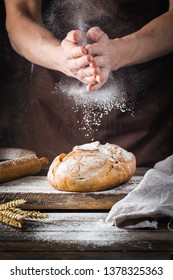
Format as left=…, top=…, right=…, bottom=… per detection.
left=4, top=0, right=173, bottom=166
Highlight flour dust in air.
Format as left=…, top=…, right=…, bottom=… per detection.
left=55, top=73, right=135, bottom=137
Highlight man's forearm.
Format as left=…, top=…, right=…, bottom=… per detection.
left=6, top=15, right=64, bottom=71
left=112, top=9, right=173, bottom=70
left=5, top=0, right=64, bottom=71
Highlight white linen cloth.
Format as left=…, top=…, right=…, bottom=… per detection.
left=106, top=155, right=173, bottom=228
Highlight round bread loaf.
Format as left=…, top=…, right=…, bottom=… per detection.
left=47, top=141, right=136, bottom=192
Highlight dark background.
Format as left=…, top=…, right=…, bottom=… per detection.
left=0, top=0, right=30, bottom=150
left=0, top=0, right=172, bottom=164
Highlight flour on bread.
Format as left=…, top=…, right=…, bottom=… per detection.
left=48, top=142, right=136, bottom=192
left=74, top=141, right=133, bottom=162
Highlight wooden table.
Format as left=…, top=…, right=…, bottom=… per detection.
left=0, top=169, right=173, bottom=260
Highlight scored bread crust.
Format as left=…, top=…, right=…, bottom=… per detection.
left=47, top=142, right=136, bottom=192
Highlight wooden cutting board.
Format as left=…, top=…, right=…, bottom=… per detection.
left=0, top=174, right=143, bottom=210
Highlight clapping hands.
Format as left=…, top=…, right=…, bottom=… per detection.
left=61, top=27, right=115, bottom=91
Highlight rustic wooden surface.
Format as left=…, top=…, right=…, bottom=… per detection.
left=0, top=212, right=173, bottom=260
left=0, top=176, right=142, bottom=210
left=1, top=167, right=172, bottom=260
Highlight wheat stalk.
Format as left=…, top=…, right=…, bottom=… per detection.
left=0, top=199, right=26, bottom=211
left=23, top=210, right=48, bottom=219
left=0, top=209, right=28, bottom=221
left=0, top=214, right=22, bottom=228
left=0, top=199, right=48, bottom=228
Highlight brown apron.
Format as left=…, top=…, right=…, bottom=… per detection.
left=29, top=0, right=173, bottom=166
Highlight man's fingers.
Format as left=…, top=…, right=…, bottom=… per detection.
left=68, top=54, right=94, bottom=73
left=86, top=43, right=103, bottom=56
left=62, top=39, right=87, bottom=58
left=90, top=56, right=110, bottom=68
left=87, top=82, right=103, bottom=92
left=70, top=45, right=87, bottom=58
left=82, top=75, right=97, bottom=84
left=66, top=30, right=81, bottom=43
left=62, top=30, right=87, bottom=58
left=96, top=68, right=110, bottom=83
left=86, top=26, right=105, bottom=42
left=77, top=66, right=100, bottom=78
left=87, top=68, right=110, bottom=91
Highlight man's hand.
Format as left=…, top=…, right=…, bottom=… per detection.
left=61, top=30, right=99, bottom=85
left=86, top=27, right=115, bottom=91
